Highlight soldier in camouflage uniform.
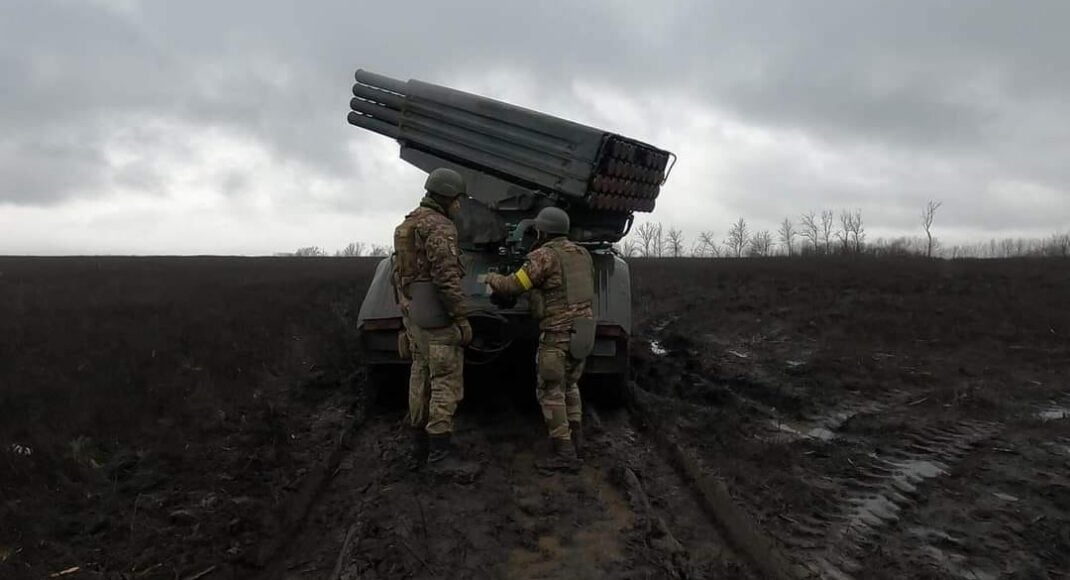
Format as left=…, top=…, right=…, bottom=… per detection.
left=485, top=207, right=595, bottom=472
left=393, top=167, right=478, bottom=476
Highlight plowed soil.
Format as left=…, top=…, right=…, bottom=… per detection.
left=2, top=256, right=1068, bottom=579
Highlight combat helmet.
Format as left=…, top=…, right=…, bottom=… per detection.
left=534, top=206, right=570, bottom=236
left=424, top=167, right=466, bottom=198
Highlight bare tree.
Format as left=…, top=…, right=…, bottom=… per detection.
left=694, top=230, right=720, bottom=257
left=295, top=246, right=326, bottom=257
left=922, top=200, right=943, bottom=258
left=848, top=209, right=866, bottom=253
left=666, top=228, right=685, bottom=257
left=620, top=238, right=641, bottom=257
left=337, top=242, right=366, bottom=257
left=724, top=218, right=748, bottom=258
left=652, top=223, right=665, bottom=257
left=837, top=209, right=866, bottom=254
left=635, top=222, right=662, bottom=257
left=799, top=212, right=820, bottom=253
left=369, top=244, right=390, bottom=257
left=837, top=211, right=852, bottom=253
left=821, top=209, right=835, bottom=254
left=748, top=230, right=774, bottom=257
left=778, top=218, right=797, bottom=256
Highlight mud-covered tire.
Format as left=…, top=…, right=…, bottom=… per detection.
left=366, top=364, right=408, bottom=409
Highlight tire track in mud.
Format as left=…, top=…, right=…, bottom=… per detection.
left=637, top=322, right=1070, bottom=580
left=629, top=374, right=1003, bottom=580
left=781, top=419, right=1004, bottom=579
left=853, top=390, right=1070, bottom=579
left=738, top=382, right=1068, bottom=579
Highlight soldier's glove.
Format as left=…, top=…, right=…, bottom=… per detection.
left=456, top=318, right=473, bottom=347
left=490, top=293, right=517, bottom=309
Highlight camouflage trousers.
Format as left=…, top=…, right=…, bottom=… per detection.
left=536, top=332, right=584, bottom=441
left=405, top=320, right=464, bottom=436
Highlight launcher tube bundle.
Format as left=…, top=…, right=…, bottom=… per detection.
left=348, top=69, right=675, bottom=215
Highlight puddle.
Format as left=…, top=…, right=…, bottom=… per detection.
left=895, top=459, right=948, bottom=481
left=1037, top=406, right=1069, bottom=421
left=649, top=340, right=667, bottom=356
left=807, top=427, right=836, bottom=441
left=769, top=420, right=839, bottom=442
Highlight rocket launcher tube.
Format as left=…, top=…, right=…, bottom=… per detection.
left=401, top=97, right=579, bottom=159
left=351, top=83, right=405, bottom=110
left=346, top=112, right=400, bottom=139
left=404, top=80, right=601, bottom=152
left=400, top=125, right=589, bottom=196
left=354, top=69, right=408, bottom=95
left=352, top=81, right=581, bottom=168
left=397, top=112, right=592, bottom=184
left=350, top=97, right=402, bottom=125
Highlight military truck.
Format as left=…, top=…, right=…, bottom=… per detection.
left=348, top=69, right=675, bottom=399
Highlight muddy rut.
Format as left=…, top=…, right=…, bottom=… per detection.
left=257, top=392, right=755, bottom=580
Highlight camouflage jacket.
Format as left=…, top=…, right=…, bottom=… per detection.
left=487, top=236, right=594, bottom=333
left=392, top=196, right=466, bottom=320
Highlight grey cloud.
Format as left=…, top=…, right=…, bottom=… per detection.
left=0, top=0, right=1067, bottom=243
left=0, top=127, right=108, bottom=204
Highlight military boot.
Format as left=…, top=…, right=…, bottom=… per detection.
left=408, top=429, right=429, bottom=470
left=426, top=434, right=481, bottom=482
left=535, top=438, right=581, bottom=473
left=569, top=421, right=584, bottom=457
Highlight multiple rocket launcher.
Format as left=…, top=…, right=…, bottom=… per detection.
left=347, top=69, right=674, bottom=218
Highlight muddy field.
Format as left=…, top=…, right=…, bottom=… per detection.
left=1, top=256, right=1068, bottom=579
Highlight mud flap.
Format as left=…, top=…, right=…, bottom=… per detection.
left=408, top=281, right=451, bottom=329
left=569, top=318, right=596, bottom=359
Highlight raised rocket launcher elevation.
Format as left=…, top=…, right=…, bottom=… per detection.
left=348, top=69, right=675, bottom=242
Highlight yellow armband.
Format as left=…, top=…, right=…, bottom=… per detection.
left=514, top=268, right=533, bottom=291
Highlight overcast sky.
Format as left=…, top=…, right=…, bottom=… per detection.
left=1, top=0, right=1068, bottom=255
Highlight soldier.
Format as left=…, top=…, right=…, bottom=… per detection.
left=485, top=207, right=595, bottom=472
left=393, top=167, right=477, bottom=477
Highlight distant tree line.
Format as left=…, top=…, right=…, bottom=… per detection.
left=616, top=201, right=1070, bottom=259
left=275, top=242, right=391, bottom=257
left=279, top=200, right=1070, bottom=259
